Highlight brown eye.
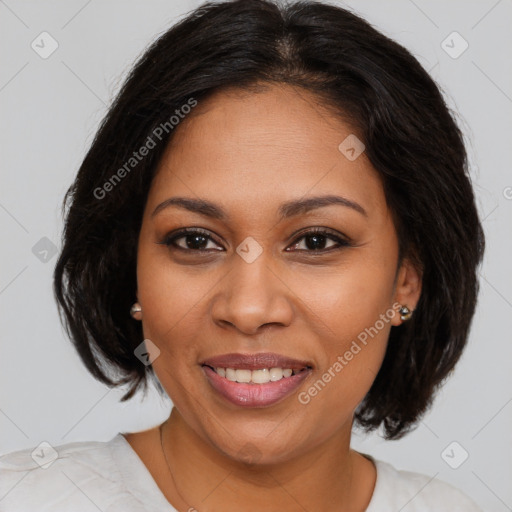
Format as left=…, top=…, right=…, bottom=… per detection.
left=160, top=228, right=223, bottom=252
left=286, top=228, right=351, bottom=253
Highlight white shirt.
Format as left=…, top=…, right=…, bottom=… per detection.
left=0, top=433, right=483, bottom=511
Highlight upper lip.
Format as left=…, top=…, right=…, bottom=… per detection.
left=200, top=352, right=313, bottom=371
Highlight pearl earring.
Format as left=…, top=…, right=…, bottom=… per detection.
left=130, top=302, right=142, bottom=320
left=399, top=305, right=413, bottom=321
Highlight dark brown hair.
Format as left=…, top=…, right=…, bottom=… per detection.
left=53, top=0, right=485, bottom=439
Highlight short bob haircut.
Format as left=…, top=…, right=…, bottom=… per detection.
left=54, top=0, right=485, bottom=440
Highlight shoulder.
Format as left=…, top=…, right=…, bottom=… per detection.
left=366, top=456, right=483, bottom=512
left=0, top=434, right=149, bottom=512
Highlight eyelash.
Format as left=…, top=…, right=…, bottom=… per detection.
left=158, top=227, right=352, bottom=255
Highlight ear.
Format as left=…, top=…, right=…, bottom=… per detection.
left=390, top=258, right=422, bottom=326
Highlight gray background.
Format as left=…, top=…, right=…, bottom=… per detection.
left=1, top=0, right=511, bottom=510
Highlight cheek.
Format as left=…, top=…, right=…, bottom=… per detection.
left=135, top=243, right=216, bottom=399
left=136, top=263, right=206, bottom=419
left=296, top=312, right=391, bottom=440
left=290, top=254, right=396, bottom=416
left=283, top=246, right=397, bottom=342
left=136, top=236, right=214, bottom=341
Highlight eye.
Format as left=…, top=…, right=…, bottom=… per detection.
left=159, top=228, right=224, bottom=252
left=286, top=228, right=351, bottom=253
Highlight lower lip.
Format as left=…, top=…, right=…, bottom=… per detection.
left=202, top=366, right=311, bottom=408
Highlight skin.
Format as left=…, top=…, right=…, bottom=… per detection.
left=125, top=83, right=422, bottom=512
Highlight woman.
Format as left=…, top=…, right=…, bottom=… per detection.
left=0, top=0, right=485, bottom=510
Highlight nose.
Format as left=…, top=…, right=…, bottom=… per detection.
left=210, top=251, right=294, bottom=336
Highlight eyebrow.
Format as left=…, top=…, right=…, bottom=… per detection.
left=151, top=194, right=367, bottom=220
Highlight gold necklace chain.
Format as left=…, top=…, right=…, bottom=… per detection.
left=159, top=420, right=195, bottom=511
left=160, top=419, right=356, bottom=510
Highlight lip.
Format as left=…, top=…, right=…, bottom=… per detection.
left=202, top=366, right=311, bottom=408
left=200, top=352, right=312, bottom=371
left=200, top=352, right=313, bottom=408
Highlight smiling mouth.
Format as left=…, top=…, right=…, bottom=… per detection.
left=202, top=364, right=312, bottom=408
left=202, top=365, right=310, bottom=384
left=199, top=352, right=314, bottom=407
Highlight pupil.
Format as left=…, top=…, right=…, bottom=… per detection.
left=306, top=234, right=325, bottom=250
left=187, top=234, right=207, bottom=249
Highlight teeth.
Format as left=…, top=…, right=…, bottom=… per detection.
left=235, top=369, right=252, bottom=383
left=270, top=368, right=283, bottom=381
left=252, top=368, right=270, bottom=384
left=214, top=367, right=302, bottom=383
left=226, top=368, right=237, bottom=382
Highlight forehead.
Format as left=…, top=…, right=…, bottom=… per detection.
left=147, top=84, right=386, bottom=223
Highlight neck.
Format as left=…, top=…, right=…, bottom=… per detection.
left=160, top=407, right=374, bottom=512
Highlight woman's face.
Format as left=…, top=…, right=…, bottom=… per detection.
left=137, top=84, right=420, bottom=464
